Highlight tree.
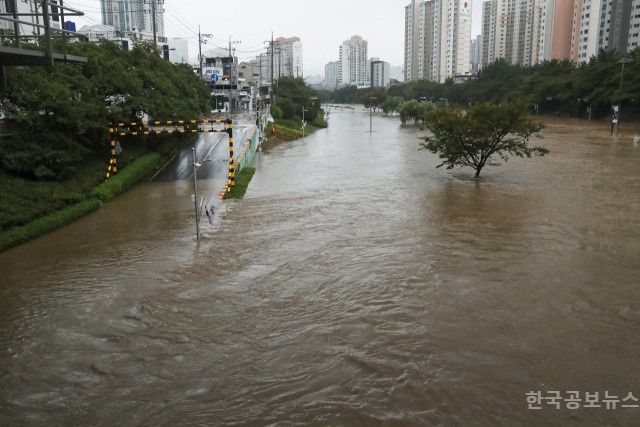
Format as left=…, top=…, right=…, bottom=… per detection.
left=273, top=76, right=322, bottom=121
left=358, top=88, right=387, bottom=111
left=420, top=102, right=547, bottom=178
left=382, top=96, right=403, bottom=115
left=398, top=99, right=436, bottom=124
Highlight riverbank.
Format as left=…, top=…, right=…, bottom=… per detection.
left=0, top=134, right=196, bottom=252
left=261, top=118, right=326, bottom=152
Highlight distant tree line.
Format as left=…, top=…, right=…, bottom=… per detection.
left=329, top=48, right=640, bottom=121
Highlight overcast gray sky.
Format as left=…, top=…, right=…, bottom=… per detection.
left=68, top=0, right=483, bottom=76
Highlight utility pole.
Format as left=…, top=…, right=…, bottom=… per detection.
left=199, top=25, right=203, bottom=77
left=615, top=58, right=631, bottom=139
left=145, top=0, right=164, bottom=48
left=270, top=32, right=274, bottom=86
left=41, top=0, right=53, bottom=67
left=198, top=26, right=212, bottom=78
left=227, top=36, right=241, bottom=112
left=11, top=0, right=21, bottom=48
left=151, top=0, right=157, bottom=47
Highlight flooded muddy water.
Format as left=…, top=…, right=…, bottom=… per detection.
left=1, top=110, right=639, bottom=425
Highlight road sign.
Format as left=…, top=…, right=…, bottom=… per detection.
left=211, top=73, right=219, bottom=83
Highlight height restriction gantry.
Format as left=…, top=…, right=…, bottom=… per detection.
left=106, top=118, right=236, bottom=193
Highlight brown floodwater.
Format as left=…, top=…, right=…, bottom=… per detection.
left=0, top=110, right=639, bottom=425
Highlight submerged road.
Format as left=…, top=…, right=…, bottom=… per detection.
left=0, top=110, right=639, bottom=425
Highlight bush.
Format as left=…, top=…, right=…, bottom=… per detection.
left=271, top=104, right=284, bottom=119
left=0, top=132, right=89, bottom=180
left=0, top=199, right=102, bottom=252
left=311, top=114, right=328, bottom=128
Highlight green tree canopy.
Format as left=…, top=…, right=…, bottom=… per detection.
left=0, top=39, right=212, bottom=179
left=421, top=102, right=547, bottom=177
left=273, top=77, right=322, bottom=122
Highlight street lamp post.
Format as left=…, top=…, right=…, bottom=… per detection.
left=192, top=147, right=212, bottom=241
left=369, top=96, right=377, bottom=133
left=302, top=107, right=308, bottom=137
left=192, top=148, right=200, bottom=241
left=615, top=58, right=632, bottom=139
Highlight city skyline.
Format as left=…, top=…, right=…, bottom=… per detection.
left=66, top=0, right=484, bottom=76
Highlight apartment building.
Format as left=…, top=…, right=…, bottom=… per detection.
left=339, top=35, right=368, bottom=86
left=404, top=0, right=472, bottom=82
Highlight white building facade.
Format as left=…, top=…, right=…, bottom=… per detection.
left=339, top=35, right=369, bottom=86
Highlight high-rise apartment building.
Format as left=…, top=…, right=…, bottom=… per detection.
left=404, top=0, right=472, bottom=83
left=339, top=35, right=368, bottom=86
left=100, top=0, right=165, bottom=36
left=404, top=0, right=429, bottom=81
left=481, top=0, right=545, bottom=67
left=482, top=0, right=639, bottom=67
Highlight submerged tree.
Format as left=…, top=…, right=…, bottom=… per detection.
left=420, top=102, right=547, bottom=178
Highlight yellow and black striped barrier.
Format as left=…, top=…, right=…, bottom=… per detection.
left=105, top=118, right=235, bottom=194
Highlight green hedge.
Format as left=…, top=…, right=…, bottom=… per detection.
left=91, top=153, right=162, bottom=202
left=0, top=199, right=103, bottom=252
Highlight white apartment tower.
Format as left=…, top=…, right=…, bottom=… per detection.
left=339, top=35, right=368, bottom=86
left=404, top=0, right=472, bottom=83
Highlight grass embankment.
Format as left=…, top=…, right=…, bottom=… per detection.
left=0, top=135, right=194, bottom=252
left=224, top=167, right=256, bottom=200
left=262, top=115, right=328, bottom=151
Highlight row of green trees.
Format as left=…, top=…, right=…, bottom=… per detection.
left=330, top=49, right=640, bottom=120
left=0, top=40, right=211, bottom=180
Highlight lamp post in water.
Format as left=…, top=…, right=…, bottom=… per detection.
left=302, top=107, right=309, bottom=137
left=615, top=57, right=632, bottom=139
left=192, top=147, right=211, bottom=241
left=369, top=96, right=377, bottom=133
